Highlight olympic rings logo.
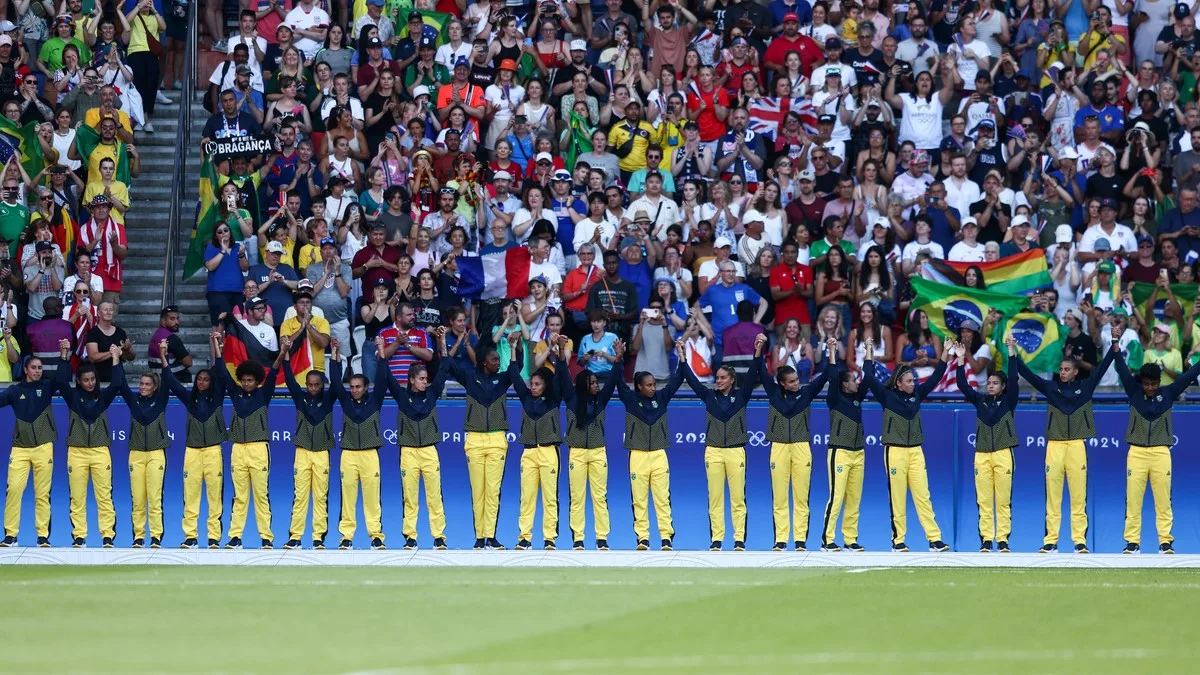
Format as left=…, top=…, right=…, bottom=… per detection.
left=747, top=431, right=769, bottom=447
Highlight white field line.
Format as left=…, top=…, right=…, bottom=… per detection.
left=341, top=648, right=1180, bottom=675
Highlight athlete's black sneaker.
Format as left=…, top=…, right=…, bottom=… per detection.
left=485, top=538, right=506, bottom=550
left=1039, top=543, right=1057, bottom=553
left=573, top=540, right=584, bottom=550
left=596, top=539, right=609, bottom=550
left=997, top=541, right=1010, bottom=553
left=180, top=538, right=198, bottom=549
left=224, top=537, right=242, bottom=549
left=433, top=537, right=447, bottom=550
left=891, top=542, right=909, bottom=552
left=283, top=539, right=302, bottom=550
left=473, top=538, right=485, bottom=550
left=733, top=541, right=745, bottom=551
left=404, top=538, right=418, bottom=550
left=260, top=539, right=273, bottom=549
left=1161, top=542, right=1176, bottom=554
left=636, top=539, right=649, bottom=550
left=36, top=537, right=50, bottom=548
left=660, top=538, right=673, bottom=551
left=515, top=539, right=532, bottom=550
left=709, top=540, right=721, bottom=551
left=543, top=539, right=556, bottom=550
left=103, top=537, right=115, bottom=548
left=0, top=536, right=16, bottom=547
left=150, top=537, right=162, bottom=549
left=313, top=540, right=325, bottom=550
left=845, top=543, right=865, bottom=552
left=773, top=542, right=787, bottom=551
left=980, top=540, right=994, bottom=552
left=929, top=540, right=950, bottom=552
left=72, top=537, right=85, bottom=548
left=1074, top=543, right=1089, bottom=554
left=338, top=539, right=352, bottom=550
left=207, top=539, right=220, bottom=549
left=132, top=538, right=144, bottom=548
left=821, top=542, right=841, bottom=551
left=370, top=538, right=385, bottom=550
left=1123, top=542, right=1140, bottom=554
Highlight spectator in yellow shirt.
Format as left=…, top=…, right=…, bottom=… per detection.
left=607, top=100, right=658, bottom=181
left=82, top=157, right=130, bottom=225
left=279, top=289, right=332, bottom=381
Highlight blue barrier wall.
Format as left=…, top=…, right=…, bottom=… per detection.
left=3, top=401, right=1194, bottom=552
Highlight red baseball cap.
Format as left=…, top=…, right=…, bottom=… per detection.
left=783, top=12, right=800, bottom=22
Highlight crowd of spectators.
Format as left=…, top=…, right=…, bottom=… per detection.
left=195, top=0, right=1200, bottom=393
left=0, top=0, right=194, bottom=388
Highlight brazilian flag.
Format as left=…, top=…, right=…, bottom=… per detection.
left=990, top=311, right=1067, bottom=373
left=0, top=116, right=47, bottom=181
left=565, top=110, right=594, bottom=171
left=182, top=154, right=219, bottom=280
left=74, top=123, right=130, bottom=184
left=1129, top=281, right=1200, bottom=323
left=395, top=9, right=452, bottom=47
left=909, top=277, right=1030, bottom=339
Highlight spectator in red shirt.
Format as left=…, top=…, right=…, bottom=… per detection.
left=715, top=37, right=761, bottom=100
left=351, top=223, right=401, bottom=296
left=378, top=302, right=434, bottom=386
left=763, top=13, right=825, bottom=78
left=685, top=66, right=730, bottom=145
left=770, top=239, right=813, bottom=340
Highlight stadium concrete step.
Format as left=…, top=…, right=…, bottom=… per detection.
left=117, top=90, right=213, bottom=381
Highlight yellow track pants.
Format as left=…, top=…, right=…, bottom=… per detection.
left=1045, top=440, right=1088, bottom=546
left=289, top=448, right=330, bottom=542
left=181, top=445, right=224, bottom=541
left=770, top=441, right=812, bottom=544
left=1124, top=445, right=1173, bottom=546
left=629, top=449, right=673, bottom=542
left=464, top=432, right=508, bottom=539
left=885, top=445, right=942, bottom=545
left=975, top=449, right=1014, bottom=545
left=4, top=442, right=54, bottom=539
left=67, top=445, right=115, bottom=540
left=568, top=446, right=609, bottom=542
left=821, top=448, right=864, bottom=546
left=129, top=450, right=166, bottom=541
left=705, top=445, right=746, bottom=543
left=229, top=442, right=272, bottom=542
left=400, top=445, right=446, bottom=540
left=518, top=445, right=560, bottom=542
left=339, top=448, right=383, bottom=542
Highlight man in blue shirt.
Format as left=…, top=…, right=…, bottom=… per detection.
left=549, top=170, right=584, bottom=262
left=699, top=260, right=767, bottom=369
left=1159, top=186, right=1200, bottom=261
left=1073, top=79, right=1124, bottom=146
left=248, top=240, right=299, bottom=326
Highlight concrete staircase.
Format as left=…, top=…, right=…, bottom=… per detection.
left=118, top=90, right=211, bottom=380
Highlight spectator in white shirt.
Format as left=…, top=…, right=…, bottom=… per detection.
left=948, top=217, right=987, bottom=262
left=943, top=154, right=982, bottom=220
left=901, top=216, right=945, bottom=275
left=284, top=0, right=331, bottom=60
left=1077, top=198, right=1138, bottom=263
left=227, top=10, right=268, bottom=84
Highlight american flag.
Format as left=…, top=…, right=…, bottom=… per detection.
left=748, top=97, right=818, bottom=140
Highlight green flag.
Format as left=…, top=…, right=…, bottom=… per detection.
left=909, top=277, right=1030, bottom=339
left=990, top=311, right=1068, bottom=373
left=0, top=116, right=46, bottom=181
left=1129, top=281, right=1200, bottom=323
left=74, top=123, right=130, bottom=184
left=565, top=110, right=594, bottom=171
left=396, top=10, right=452, bottom=46
left=182, top=154, right=219, bottom=281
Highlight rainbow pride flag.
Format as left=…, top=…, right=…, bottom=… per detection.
left=945, top=248, right=1052, bottom=296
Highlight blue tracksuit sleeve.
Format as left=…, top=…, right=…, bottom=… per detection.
left=330, top=366, right=351, bottom=407
left=213, top=359, right=235, bottom=399
left=679, top=361, right=712, bottom=404
left=861, top=360, right=884, bottom=400
left=1005, top=356, right=1020, bottom=410
left=955, top=364, right=980, bottom=405
left=1080, top=347, right=1117, bottom=398
left=1014, top=357, right=1050, bottom=396
left=1168, top=356, right=1200, bottom=397
left=661, top=362, right=687, bottom=401
left=260, top=368, right=279, bottom=403
left=614, top=377, right=635, bottom=407
left=162, top=365, right=191, bottom=405
left=510, top=364, right=533, bottom=405
left=1113, top=353, right=1138, bottom=399
left=555, top=358, right=572, bottom=404
left=758, top=357, right=778, bottom=399
left=917, top=359, right=947, bottom=400
left=803, top=361, right=830, bottom=402
left=597, top=367, right=620, bottom=407
left=104, top=365, right=127, bottom=407
left=283, top=361, right=305, bottom=403
left=739, top=359, right=758, bottom=401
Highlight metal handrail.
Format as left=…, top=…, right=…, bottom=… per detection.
left=161, top=0, right=198, bottom=306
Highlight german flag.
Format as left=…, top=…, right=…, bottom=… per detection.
left=222, top=314, right=282, bottom=386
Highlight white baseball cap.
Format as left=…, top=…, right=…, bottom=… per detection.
left=493, top=170, right=513, bottom=181
left=266, top=241, right=286, bottom=254
left=714, top=236, right=733, bottom=248
left=1055, top=224, right=1074, bottom=244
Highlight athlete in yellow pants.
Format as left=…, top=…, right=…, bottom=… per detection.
left=60, top=347, right=125, bottom=547
left=163, top=360, right=228, bottom=549
left=680, top=345, right=757, bottom=551
left=0, top=347, right=63, bottom=547
left=67, top=446, right=116, bottom=545
left=214, top=335, right=285, bottom=549
left=862, top=337, right=950, bottom=552
left=280, top=353, right=339, bottom=550
left=517, top=445, right=561, bottom=547
left=181, top=445, right=224, bottom=547
left=758, top=339, right=831, bottom=550
left=1112, top=352, right=1200, bottom=553
left=338, top=449, right=383, bottom=545
left=128, top=450, right=167, bottom=544
left=229, top=441, right=273, bottom=545
left=444, top=336, right=521, bottom=550
left=955, top=341, right=1019, bottom=552
left=822, top=448, right=865, bottom=547
left=291, top=449, right=330, bottom=546
left=400, top=446, right=447, bottom=546
left=563, top=366, right=619, bottom=550
left=614, top=347, right=685, bottom=550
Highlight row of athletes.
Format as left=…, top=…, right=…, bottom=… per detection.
left=0, top=321, right=1186, bottom=554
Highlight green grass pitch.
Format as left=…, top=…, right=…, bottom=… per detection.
left=2, top=566, right=1197, bottom=673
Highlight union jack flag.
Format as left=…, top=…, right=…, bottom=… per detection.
left=747, top=97, right=818, bottom=140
